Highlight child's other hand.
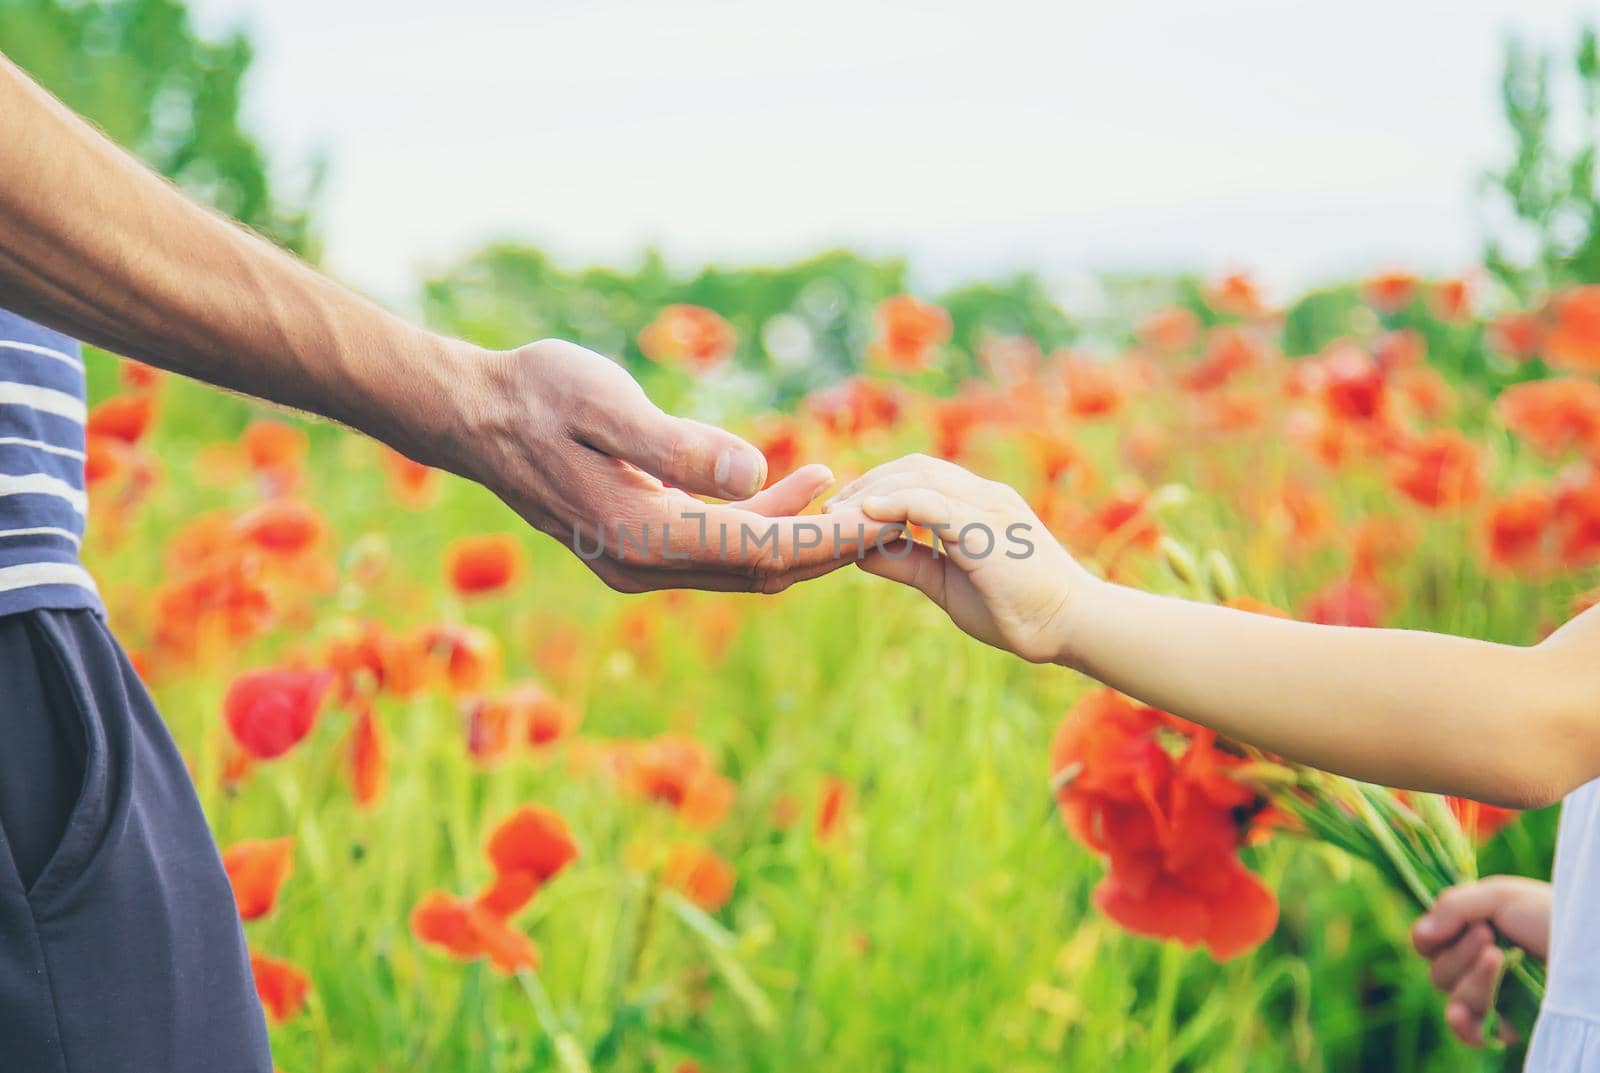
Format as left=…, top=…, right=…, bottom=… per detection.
left=1411, top=876, right=1552, bottom=1046
left=828, top=454, right=1087, bottom=663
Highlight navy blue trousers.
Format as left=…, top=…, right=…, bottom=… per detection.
left=0, top=609, right=272, bottom=1071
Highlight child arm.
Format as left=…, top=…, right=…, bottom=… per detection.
left=837, top=454, right=1600, bottom=808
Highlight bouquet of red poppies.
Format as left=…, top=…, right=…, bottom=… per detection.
left=1049, top=685, right=1545, bottom=1038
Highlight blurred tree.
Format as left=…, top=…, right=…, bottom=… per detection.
left=0, top=0, right=318, bottom=255
left=1483, top=23, right=1600, bottom=299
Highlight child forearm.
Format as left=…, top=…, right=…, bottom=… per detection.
left=1056, top=578, right=1595, bottom=808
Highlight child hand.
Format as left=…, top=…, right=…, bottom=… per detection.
left=1411, top=876, right=1552, bottom=1046
left=828, top=454, right=1088, bottom=663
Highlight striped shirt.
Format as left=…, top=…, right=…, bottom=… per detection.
left=0, top=308, right=101, bottom=616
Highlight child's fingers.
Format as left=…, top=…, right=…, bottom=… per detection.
left=1427, top=923, right=1493, bottom=991
left=1413, top=883, right=1504, bottom=955
left=857, top=541, right=947, bottom=604
left=827, top=454, right=940, bottom=508
left=829, top=453, right=978, bottom=511
left=1444, top=1001, right=1484, bottom=1048
left=1447, top=945, right=1504, bottom=1042
left=860, top=488, right=957, bottom=532
left=829, top=468, right=935, bottom=511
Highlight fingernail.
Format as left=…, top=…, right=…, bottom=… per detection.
left=716, top=448, right=763, bottom=498
left=1414, top=918, right=1438, bottom=939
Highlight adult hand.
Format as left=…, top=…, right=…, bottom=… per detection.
left=1411, top=876, right=1552, bottom=1046
left=452, top=338, right=883, bottom=593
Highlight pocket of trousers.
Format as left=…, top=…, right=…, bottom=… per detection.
left=16, top=613, right=112, bottom=911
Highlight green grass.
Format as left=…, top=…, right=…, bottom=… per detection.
left=85, top=357, right=1555, bottom=1073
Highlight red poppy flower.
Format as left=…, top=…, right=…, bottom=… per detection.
left=1545, top=286, right=1600, bottom=372
left=1429, top=277, right=1472, bottom=322
left=1363, top=271, right=1419, bottom=314
left=241, top=419, right=308, bottom=491
left=1319, top=345, right=1387, bottom=423
left=83, top=434, right=130, bottom=486
left=250, top=952, right=311, bottom=1023
left=1049, top=690, right=1278, bottom=961
left=638, top=304, right=736, bottom=373
left=234, top=499, right=326, bottom=557
left=1179, top=328, right=1263, bottom=393
left=410, top=892, right=540, bottom=974
left=1553, top=470, right=1600, bottom=568
left=221, top=837, right=295, bottom=920
left=324, top=620, right=431, bottom=702
left=805, top=377, right=902, bottom=438
left=1206, top=272, right=1267, bottom=318
left=1095, top=851, right=1279, bottom=961
left=1446, top=797, right=1520, bottom=842
left=1495, top=378, right=1600, bottom=459
left=1374, top=329, right=1426, bottom=373
left=621, top=735, right=735, bottom=829
left=424, top=625, right=503, bottom=695
left=662, top=844, right=736, bottom=911
left=1300, top=576, right=1384, bottom=627
left=120, top=360, right=164, bottom=391
left=464, top=695, right=519, bottom=765
left=382, top=447, right=439, bottom=508
left=1389, top=430, right=1482, bottom=510
left=1484, top=487, right=1553, bottom=572
left=1062, top=356, right=1124, bottom=418
left=224, top=668, right=333, bottom=759
left=815, top=775, right=851, bottom=842
left=476, top=805, right=579, bottom=917
left=1079, top=492, right=1159, bottom=556
left=1137, top=307, right=1200, bottom=353
left=479, top=680, right=577, bottom=749
left=87, top=393, right=157, bottom=445
left=871, top=295, right=952, bottom=372
left=1488, top=312, right=1543, bottom=362
left=753, top=418, right=805, bottom=487
left=446, top=534, right=524, bottom=597
left=345, top=705, right=388, bottom=810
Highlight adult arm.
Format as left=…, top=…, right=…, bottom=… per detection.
left=0, top=52, right=865, bottom=591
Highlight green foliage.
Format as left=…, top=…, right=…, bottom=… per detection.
left=423, top=245, right=1075, bottom=410
left=0, top=0, right=317, bottom=254
left=1484, top=23, right=1600, bottom=298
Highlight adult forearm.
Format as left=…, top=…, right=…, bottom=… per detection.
left=0, top=53, right=476, bottom=466
left=1058, top=578, right=1585, bottom=807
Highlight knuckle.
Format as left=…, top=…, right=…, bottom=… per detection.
left=665, top=433, right=695, bottom=481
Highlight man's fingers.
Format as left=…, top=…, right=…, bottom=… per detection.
left=598, top=497, right=893, bottom=576
left=584, top=395, right=767, bottom=500
left=587, top=553, right=854, bottom=594
left=1427, top=924, right=1493, bottom=991
left=735, top=463, right=834, bottom=516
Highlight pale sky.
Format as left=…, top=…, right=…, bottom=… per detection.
left=189, top=0, right=1597, bottom=310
